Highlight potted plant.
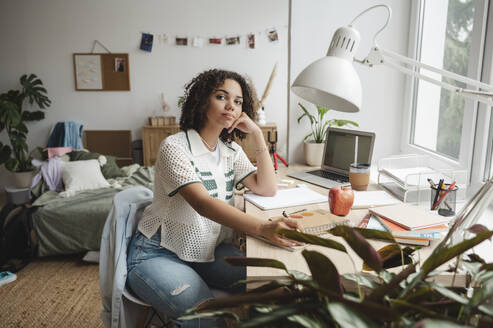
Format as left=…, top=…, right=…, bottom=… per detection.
left=182, top=216, right=493, bottom=326
left=0, top=74, right=51, bottom=188
left=298, top=102, right=358, bottom=166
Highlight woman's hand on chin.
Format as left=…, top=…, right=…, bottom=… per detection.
left=227, top=112, right=261, bottom=135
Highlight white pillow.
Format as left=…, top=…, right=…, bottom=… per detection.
left=61, top=159, right=110, bottom=197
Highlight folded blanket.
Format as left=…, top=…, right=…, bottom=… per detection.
left=46, top=121, right=84, bottom=149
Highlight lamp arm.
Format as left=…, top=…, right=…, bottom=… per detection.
left=361, top=46, right=493, bottom=106
left=380, top=47, right=493, bottom=91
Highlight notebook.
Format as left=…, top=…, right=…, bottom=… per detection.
left=352, top=190, right=401, bottom=209
left=361, top=214, right=433, bottom=246
left=369, top=214, right=442, bottom=239
left=369, top=203, right=450, bottom=231
left=243, top=187, right=326, bottom=210
left=271, top=209, right=349, bottom=235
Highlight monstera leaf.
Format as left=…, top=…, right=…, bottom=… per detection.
left=0, top=74, right=50, bottom=172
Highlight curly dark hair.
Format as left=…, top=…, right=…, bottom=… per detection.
left=179, top=69, right=256, bottom=143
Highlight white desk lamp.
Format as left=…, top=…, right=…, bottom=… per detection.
left=291, top=4, right=493, bottom=243
left=291, top=4, right=493, bottom=112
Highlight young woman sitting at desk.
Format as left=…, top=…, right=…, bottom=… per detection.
left=126, top=69, right=303, bottom=327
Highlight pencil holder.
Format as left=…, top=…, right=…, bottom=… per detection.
left=430, top=184, right=458, bottom=217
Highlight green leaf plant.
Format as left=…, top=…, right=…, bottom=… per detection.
left=0, top=74, right=51, bottom=172
left=297, top=102, right=359, bottom=143
left=181, top=223, right=493, bottom=327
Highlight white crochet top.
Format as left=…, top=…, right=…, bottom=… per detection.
left=137, top=129, right=256, bottom=262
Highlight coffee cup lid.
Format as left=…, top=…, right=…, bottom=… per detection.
left=350, top=163, right=370, bottom=169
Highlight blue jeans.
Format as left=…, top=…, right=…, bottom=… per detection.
left=127, top=231, right=246, bottom=327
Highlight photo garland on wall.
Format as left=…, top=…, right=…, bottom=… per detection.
left=138, top=25, right=285, bottom=51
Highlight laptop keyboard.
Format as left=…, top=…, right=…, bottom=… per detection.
left=307, top=170, right=349, bottom=183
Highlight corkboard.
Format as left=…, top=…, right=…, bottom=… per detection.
left=73, top=53, right=130, bottom=91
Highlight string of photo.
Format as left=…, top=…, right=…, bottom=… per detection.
left=139, top=25, right=288, bottom=52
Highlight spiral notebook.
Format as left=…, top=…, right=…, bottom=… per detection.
left=270, top=209, right=349, bottom=235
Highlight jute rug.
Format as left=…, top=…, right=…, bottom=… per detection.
left=0, top=256, right=104, bottom=328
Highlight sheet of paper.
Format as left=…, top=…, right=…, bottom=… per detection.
left=352, top=190, right=401, bottom=209
left=243, top=187, right=326, bottom=210
left=75, top=55, right=102, bottom=90
left=366, top=216, right=386, bottom=231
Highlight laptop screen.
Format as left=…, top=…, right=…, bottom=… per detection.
left=322, top=128, right=375, bottom=176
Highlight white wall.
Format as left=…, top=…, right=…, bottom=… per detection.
left=0, top=0, right=288, bottom=185
left=1, top=0, right=412, bottom=188
left=289, top=0, right=411, bottom=164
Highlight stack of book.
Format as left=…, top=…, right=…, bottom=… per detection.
left=357, top=204, right=450, bottom=246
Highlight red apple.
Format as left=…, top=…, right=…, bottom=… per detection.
left=329, top=186, right=354, bottom=216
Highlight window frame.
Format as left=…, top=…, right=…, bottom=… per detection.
left=401, top=0, right=491, bottom=190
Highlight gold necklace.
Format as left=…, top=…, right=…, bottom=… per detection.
left=199, top=134, right=218, bottom=151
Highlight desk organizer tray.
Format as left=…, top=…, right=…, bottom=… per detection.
left=377, top=154, right=467, bottom=203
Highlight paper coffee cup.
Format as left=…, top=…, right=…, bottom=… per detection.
left=349, top=163, right=370, bottom=191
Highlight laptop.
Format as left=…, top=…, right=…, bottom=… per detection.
left=288, top=127, right=376, bottom=189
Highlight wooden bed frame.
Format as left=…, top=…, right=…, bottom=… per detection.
left=82, top=130, right=133, bottom=167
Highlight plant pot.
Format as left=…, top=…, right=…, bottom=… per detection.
left=12, top=170, right=35, bottom=189
left=304, top=141, right=325, bottom=166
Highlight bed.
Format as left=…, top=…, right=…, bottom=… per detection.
left=29, top=129, right=152, bottom=257
left=31, top=165, right=153, bottom=257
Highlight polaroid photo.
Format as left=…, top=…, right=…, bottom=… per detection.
left=114, top=57, right=125, bottom=73
left=267, top=28, right=279, bottom=42
left=192, top=37, right=204, bottom=48
left=247, top=33, right=255, bottom=49
left=225, top=36, right=240, bottom=46
left=209, top=37, right=222, bottom=45
left=140, top=33, right=154, bottom=52
left=176, top=37, right=188, bottom=46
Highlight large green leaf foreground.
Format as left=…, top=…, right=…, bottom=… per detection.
left=182, top=224, right=493, bottom=327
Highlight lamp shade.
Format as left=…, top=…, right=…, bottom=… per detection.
left=292, top=57, right=361, bottom=112
left=291, top=26, right=362, bottom=112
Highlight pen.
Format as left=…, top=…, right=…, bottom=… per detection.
left=282, top=208, right=307, bottom=218
left=432, top=179, right=443, bottom=209
left=427, top=178, right=452, bottom=210
left=432, top=181, right=456, bottom=210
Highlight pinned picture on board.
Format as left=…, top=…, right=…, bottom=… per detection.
left=267, top=28, right=279, bottom=42
left=140, top=33, right=154, bottom=52
left=247, top=33, right=255, bottom=49
left=114, top=57, right=125, bottom=72
left=225, top=36, right=240, bottom=46
left=209, top=37, right=222, bottom=45
left=176, top=37, right=188, bottom=46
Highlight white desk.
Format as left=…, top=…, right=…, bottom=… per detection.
left=244, top=164, right=468, bottom=289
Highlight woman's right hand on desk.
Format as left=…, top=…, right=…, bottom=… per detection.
left=259, top=217, right=305, bottom=247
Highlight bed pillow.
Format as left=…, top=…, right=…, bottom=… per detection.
left=61, top=159, right=110, bottom=194
left=69, top=150, right=125, bottom=179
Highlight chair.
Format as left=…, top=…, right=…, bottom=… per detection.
left=100, top=186, right=232, bottom=328
left=122, top=286, right=169, bottom=328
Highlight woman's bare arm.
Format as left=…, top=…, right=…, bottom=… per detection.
left=179, top=183, right=302, bottom=246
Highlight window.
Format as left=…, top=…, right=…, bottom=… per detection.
left=404, top=0, right=493, bottom=186
left=412, top=0, right=476, bottom=160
